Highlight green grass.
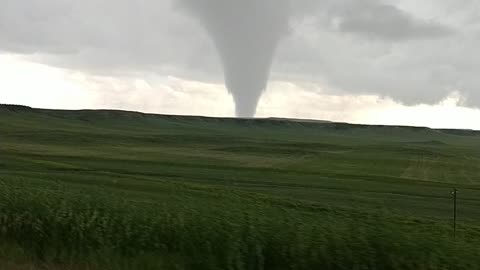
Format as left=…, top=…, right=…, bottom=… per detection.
left=1, top=104, right=480, bottom=269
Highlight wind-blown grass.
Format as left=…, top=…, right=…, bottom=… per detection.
left=1, top=179, right=480, bottom=270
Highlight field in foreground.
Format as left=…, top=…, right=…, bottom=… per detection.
left=1, top=104, right=480, bottom=269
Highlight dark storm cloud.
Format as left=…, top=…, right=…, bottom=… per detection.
left=0, top=0, right=478, bottom=110
left=0, top=0, right=220, bottom=77
left=290, top=0, right=453, bottom=41
left=334, top=3, right=452, bottom=40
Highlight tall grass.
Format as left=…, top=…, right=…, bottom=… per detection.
left=1, top=179, right=479, bottom=270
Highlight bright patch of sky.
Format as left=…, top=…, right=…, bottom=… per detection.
left=2, top=54, right=479, bottom=130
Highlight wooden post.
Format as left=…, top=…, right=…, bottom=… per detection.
left=453, top=188, right=458, bottom=238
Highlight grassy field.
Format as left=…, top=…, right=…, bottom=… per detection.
left=1, top=104, right=480, bottom=269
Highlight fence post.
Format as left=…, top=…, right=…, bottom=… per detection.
left=452, top=188, right=458, bottom=239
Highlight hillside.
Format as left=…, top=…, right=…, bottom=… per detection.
left=1, top=104, right=480, bottom=269
left=2, top=104, right=480, bottom=218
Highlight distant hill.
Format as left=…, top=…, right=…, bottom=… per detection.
left=1, top=103, right=479, bottom=136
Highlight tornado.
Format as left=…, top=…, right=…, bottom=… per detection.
left=179, top=0, right=290, bottom=117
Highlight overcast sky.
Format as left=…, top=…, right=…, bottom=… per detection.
left=1, top=0, right=480, bottom=129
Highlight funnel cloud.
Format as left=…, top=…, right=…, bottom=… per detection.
left=180, top=0, right=290, bottom=117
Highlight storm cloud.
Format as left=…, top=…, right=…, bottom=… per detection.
left=1, top=0, right=479, bottom=114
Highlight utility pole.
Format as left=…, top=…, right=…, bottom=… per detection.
left=452, top=188, right=458, bottom=239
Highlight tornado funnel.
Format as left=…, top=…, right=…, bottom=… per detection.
left=180, top=0, right=290, bottom=117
